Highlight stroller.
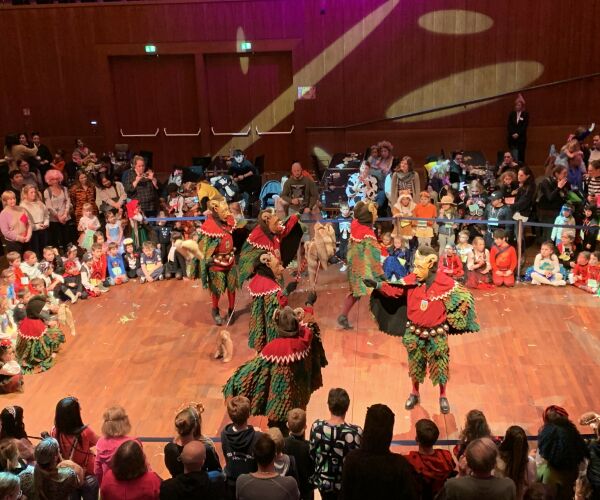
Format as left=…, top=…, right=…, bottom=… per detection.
left=258, top=178, right=285, bottom=210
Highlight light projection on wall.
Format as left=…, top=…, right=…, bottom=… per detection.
left=236, top=26, right=250, bottom=75
left=418, top=9, right=493, bottom=35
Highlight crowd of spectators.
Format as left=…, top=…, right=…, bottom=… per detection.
left=0, top=393, right=596, bottom=500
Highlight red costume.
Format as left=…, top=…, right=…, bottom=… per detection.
left=438, top=254, right=464, bottom=279
left=490, top=243, right=517, bottom=287
left=405, top=449, right=456, bottom=498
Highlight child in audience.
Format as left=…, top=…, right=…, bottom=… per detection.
left=379, top=232, right=392, bottom=258
left=6, top=252, right=29, bottom=292
left=580, top=204, right=599, bottom=252
left=284, top=408, right=314, bottom=500
left=51, top=150, right=65, bottom=172
left=12, top=289, right=30, bottom=324
left=19, top=251, right=42, bottom=282
left=37, top=262, right=65, bottom=300
left=412, top=191, right=437, bottom=246
left=455, top=230, right=473, bottom=270
left=89, top=242, right=110, bottom=291
left=62, top=259, right=84, bottom=302
left=156, top=212, right=173, bottom=264
left=165, top=183, right=184, bottom=218
left=437, top=195, right=458, bottom=256
left=438, top=244, right=464, bottom=281
left=42, top=246, right=64, bottom=276
left=122, top=238, right=140, bottom=280
left=138, top=241, right=164, bottom=283
left=490, top=229, right=517, bottom=287
left=551, top=204, right=576, bottom=246
left=557, top=232, right=577, bottom=275
left=383, top=236, right=412, bottom=281
left=126, top=199, right=147, bottom=249
left=105, top=211, right=123, bottom=253
left=589, top=251, right=600, bottom=293
left=164, top=232, right=186, bottom=280
left=405, top=419, right=455, bottom=500
left=466, top=236, right=493, bottom=289
left=0, top=339, right=23, bottom=394
left=78, top=203, right=101, bottom=251
left=1, top=270, right=17, bottom=307
left=80, top=253, right=104, bottom=297
left=94, top=231, right=109, bottom=254
left=391, top=191, right=416, bottom=243
left=571, top=251, right=595, bottom=293
left=0, top=298, right=16, bottom=340
left=529, top=241, right=566, bottom=286
left=106, top=243, right=128, bottom=285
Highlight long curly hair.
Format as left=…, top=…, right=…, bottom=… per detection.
left=538, top=418, right=588, bottom=471
left=459, top=409, right=491, bottom=445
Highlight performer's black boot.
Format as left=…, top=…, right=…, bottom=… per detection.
left=337, top=314, right=352, bottom=330
left=404, top=394, right=419, bottom=410
left=439, top=397, right=450, bottom=414
left=211, top=308, right=223, bottom=326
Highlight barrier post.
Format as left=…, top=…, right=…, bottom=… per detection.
left=516, top=219, right=523, bottom=281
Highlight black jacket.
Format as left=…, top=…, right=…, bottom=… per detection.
left=507, top=110, right=529, bottom=146
left=220, top=424, right=261, bottom=483
left=284, top=434, right=314, bottom=499
left=160, top=470, right=226, bottom=500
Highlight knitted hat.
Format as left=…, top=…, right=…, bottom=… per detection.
left=353, top=201, right=376, bottom=225
left=273, top=306, right=299, bottom=338
left=490, top=191, right=504, bottom=202
left=123, top=238, right=134, bottom=247
left=26, top=295, right=48, bottom=319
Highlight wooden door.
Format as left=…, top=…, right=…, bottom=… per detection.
left=204, top=52, right=294, bottom=172
left=110, top=55, right=200, bottom=172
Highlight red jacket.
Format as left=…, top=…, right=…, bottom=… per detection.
left=439, top=254, right=464, bottom=278
left=490, top=244, right=517, bottom=272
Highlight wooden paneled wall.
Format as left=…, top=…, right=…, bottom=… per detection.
left=1, top=0, right=599, bottom=171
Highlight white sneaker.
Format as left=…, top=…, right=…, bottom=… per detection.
left=340, top=264, right=347, bottom=273
left=139, top=277, right=146, bottom=284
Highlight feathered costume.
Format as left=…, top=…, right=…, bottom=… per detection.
left=223, top=305, right=327, bottom=424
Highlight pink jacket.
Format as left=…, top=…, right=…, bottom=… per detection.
left=94, top=436, right=143, bottom=485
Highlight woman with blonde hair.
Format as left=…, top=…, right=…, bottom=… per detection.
left=20, top=185, right=49, bottom=258
left=164, top=402, right=222, bottom=479
left=94, top=406, right=140, bottom=486
left=0, top=191, right=32, bottom=254
left=43, top=169, right=72, bottom=252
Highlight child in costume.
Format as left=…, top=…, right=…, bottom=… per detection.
left=125, top=199, right=148, bottom=249
left=366, top=245, right=479, bottom=414
left=0, top=340, right=23, bottom=394
left=391, top=190, right=416, bottom=243
left=77, top=203, right=100, bottom=251
left=138, top=241, right=164, bottom=284
left=588, top=251, right=600, bottom=294
left=557, top=232, right=577, bottom=276
left=437, top=195, right=458, bottom=255
left=580, top=204, right=599, bottom=252
left=62, top=258, right=85, bottom=302
left=383, top=236, right=412, bottom=281
left=122, top=238, right=140, bottom=279
left=337, top=201, right=384, bottom=330
left=0, top=299, right=16, bottom=340
left=483, top=191, right=513, bottom=247
left=1, top=269, right=17, bottom=307
left=106, top=242, right=128, bottom=285
left=412, top=191, right=437, bottom=246
left=80, top=252, right=105, bottom=297
left=223, top=296, right=327, bottom=428
left=379, top=232, right=392, bottom=258
left=490, top=229, right=517, bottom=287
left=42, top=246, right=64, bottom=276
left=438, top=244, right=464, bottom=281
left=105, top=210, right=123, bottom=253
left=528, top=241, right=566, bottom=286
left=551, top=204, right=576, bottom=246
left=466, top=236, right=493, bottom=289
left=16, top=295, right=65, bottom=374
left=90, top=242, right=110, bottom=290
left=455, top=230, right=473, bottom=271
left=335, top=203, right=352, bottom=272
left=570, top=251, right=596, bottom=293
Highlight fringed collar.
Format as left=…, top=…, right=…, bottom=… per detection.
left=18, top=318, right=46, bottom=339
left=247, top=226, right=277, bottom=251
left=248, top=274, right=281, bottom=297
left=199, top=214, right=234, bottom=238
left=422, top=272, right=458, bottom=301
left=259, top=325, right=312, bottom=365
left=350, top=219, right=377, bottom=242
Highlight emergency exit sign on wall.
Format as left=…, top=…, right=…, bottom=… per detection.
left=145, top=44, right=157, bottom=54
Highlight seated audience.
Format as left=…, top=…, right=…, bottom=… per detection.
left=0, top=407, right=33, bottom=463
left=490, top=229, right=517, bottom=287
left=280, top=162, right=319, bottom=216
left=528, top=241, right=566, bottom=286
left=341, top=404, right=417, bottom=500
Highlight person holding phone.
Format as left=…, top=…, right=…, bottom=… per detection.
left=123, top=156, right=159, bottom=218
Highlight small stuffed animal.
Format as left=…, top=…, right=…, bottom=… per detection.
left=305, top=222, right=337, bottom=288
left=214, top=330, right=233, bottom=363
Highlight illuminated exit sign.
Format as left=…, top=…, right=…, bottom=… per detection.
left=145, top=45, right=157, bottom=54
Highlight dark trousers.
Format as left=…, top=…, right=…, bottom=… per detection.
left=320, top=491, right=340, bottom=500
left=3, top=240, right=25, bottom=255
left=29, top=229, right=49, bottom=258
left=49, top=221, right=74, bottom=251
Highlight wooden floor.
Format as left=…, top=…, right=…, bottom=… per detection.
left=3, top=267, right=599, bottom=476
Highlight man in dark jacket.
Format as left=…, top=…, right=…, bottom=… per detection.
left=160, top=441, right=226, bottom=499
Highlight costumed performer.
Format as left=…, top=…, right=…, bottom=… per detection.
left=237, top=208, right=303, bottom=285
left=223, top=294, right=327, bottom=428
left=365, top=246, right=479, bottom=414
left=176, top=197, right=239, bottom=326
left=337, top=200, right=384, bottom=330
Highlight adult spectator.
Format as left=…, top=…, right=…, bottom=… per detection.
left=31, top=132, right=52, bottom=173
left=439, top=438, right=516, bottom=500
left=566, top=151, right=586, bottom=195
left=228, top=149, right=260, bottom=213
left=123, top=155, right=159, bottom=217
left=69, top=171, right=97, bottom=225
left=236, top=434, right=299, bottom=500
left=495, top=426, right=536, bottom=500
left=100, top=440, right=161, bottom=500
left=345, top=162, right=379, bottom=208
left=266, top=428, right=298, bottom=480
left=454, top=409, right=495, bottom=460
left=43, top=169, right=73, bottom=252
left=51, top=396, right=99, bottom=500
left=95, top=173, right=126, bottom=217
left=498, top=152, right=520, bottom=176
left=385, top=155, right=421, bottom=207
left=19, top=437, right=81, bottom=500
left=0, top=471, right=21, bottom=499
left=405, top=419, right=456, bottom=500
left=283, top=409, right=314, bottom=500
left=221, top=396, right=261, bottom=495
left=449, top=151, right=469, bottom=189
left=0, top=439, right=28, bottom=474
left=95, top=406, right=139, bottom=486
left=537, top=417, right=588, bottom=500
left=589, top=135, right=600, bottom=164
left=373, top=140, right=394, bottom=176
left=72, top=138, right=92, bottom=167
left=309, top=388, right=362, bottom=500
left=585, top=159, right=600, bottom=205
left=341, top=404, right=417, bottom=500
left=507, top=94, right=529, bottom=163
left=19, top=185, right=49, bottom=258
left=4, top=134, right=37, bottom=172
left=160, top=441, right=226, bottom=500
left=16, top=160, right=42, bottom=191
left=537, top=164, right=569, bottom=243
left=164, top=403, right=221, bottom=479
left=280, top=162, right=319, bottom=216
left=0, top=406, right=34, bottom=463
left=512, top=166, right=536, bottom=222
left=0, top=191, right=32, bottom=254
left=6, top=171, right=24, bottom=204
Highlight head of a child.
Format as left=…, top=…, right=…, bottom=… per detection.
left=0, top=340, right=15, bottom=364
left=142, top=241, right=155, bottom=258
left=82, top=203, right=93, bottom=218
left=287, top=408, right=307, bottom=437
left=42, top=246, right=56, bottom=263
left=66, top=244, right=78, bottom=260
left=91, top=243, right=104, bottom=261
left=458, top=231, right=470, bottom=245
left=561, top=204, right=573, bottom=219
left=493, top=229, right=508, bottom=247
left=6, top=252, right=21, bottom=268
left=1, top=269, right=15, bottom=286
left=123, top=238, right=134, bottom=255
left=339, top=203, right=351, bottom=218
left=23, top=251, right=37, bottom=266
left=561, top=232, right=574, bottom=247
left=107, top=243, right=119, bottom=257
left=415, top=418, right=439, bottom=450
left=167, top=183, right=179, bottom=198
left=39, top=262, right=53, bottom=277
left=590, top=251, right=600, bottom=266
left=393, top=236, right=405, bottom=250
left=30, top=278, right=45, bottom=295
left=490, top=191, right=504, bottom=208
left=419, top=191, right=431, bottom=206
left=229, top=202, right=242, bottom=217
left=473, top=236, right=485, bottom=252
left=106, top=211, right=116, bottom=225
left=540, top=242, right=555, bottom=259
left=444, top=244, right=456, bottom=257
left=381, top=232, right=392, bottom=247
left=227, top=396, right=250, bottom=427
left=94, top=231, right=105, bottom=245
left=576, top=251, right=591, bottom=267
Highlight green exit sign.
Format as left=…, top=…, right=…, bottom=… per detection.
left=240, top=41, right=252, bottom=52
left=145, top=45, right=157, bottom=54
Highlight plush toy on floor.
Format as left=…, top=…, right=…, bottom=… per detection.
left=214, top=329, right=233, bottom=363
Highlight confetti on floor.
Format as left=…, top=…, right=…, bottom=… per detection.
left=119, top=312, right=137, bottom=324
